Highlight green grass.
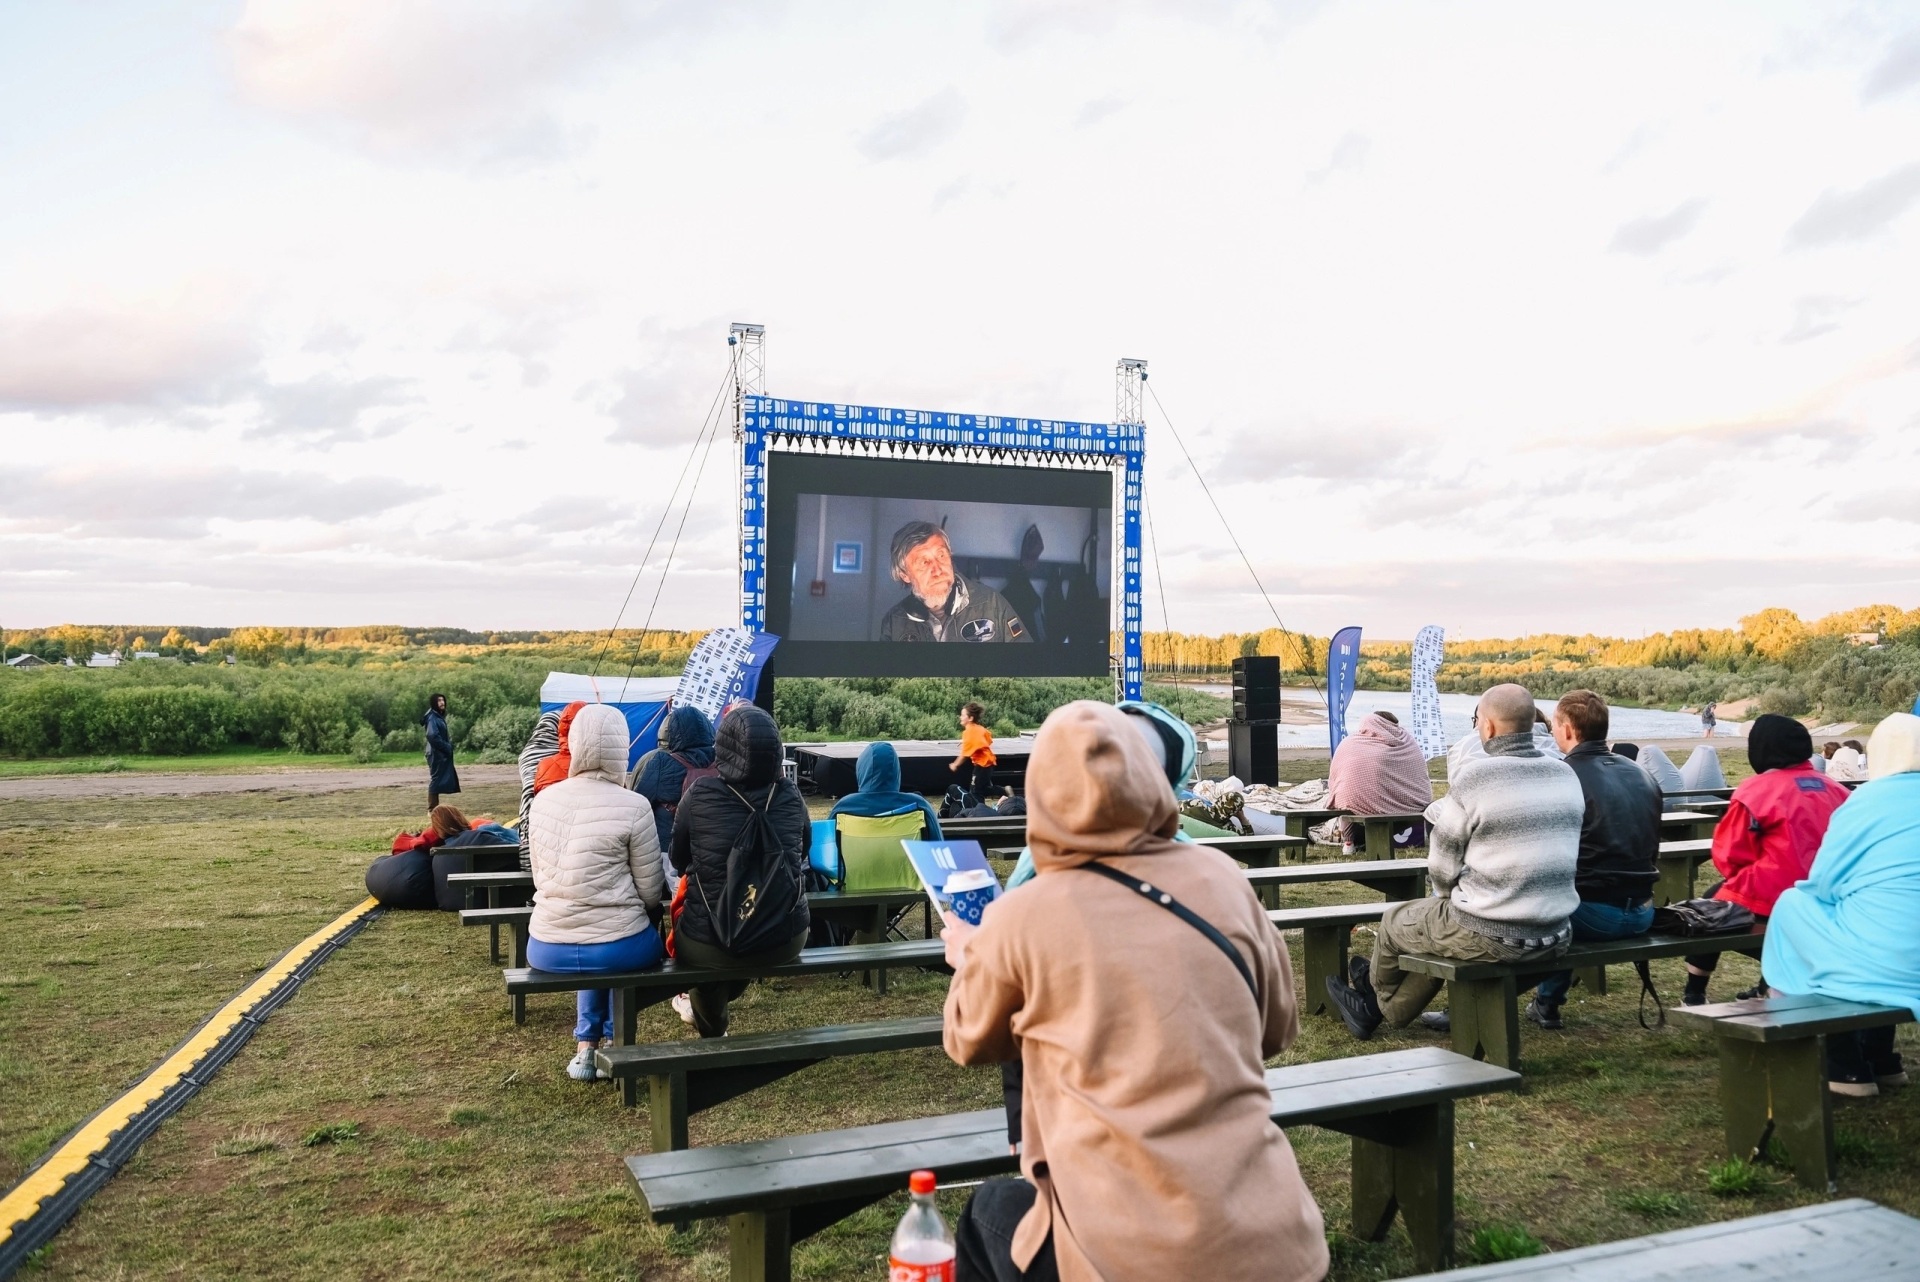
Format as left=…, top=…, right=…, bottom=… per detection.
left=4, top=771, right=1917, bottom=1280
left=1463, top=1224, right=1546, bottom=1263
left=1706, top=1156, right=1770, bottom=1196
left=0, top=748, right=428, bottom=778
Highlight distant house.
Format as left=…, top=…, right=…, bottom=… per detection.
left=87, top=650, right=121, bottom=668
left=1847, top=632, right=1881, bottom=647
left=133, top=651, right=160, bottom=661
left=5, top=653, right=50, bottom=669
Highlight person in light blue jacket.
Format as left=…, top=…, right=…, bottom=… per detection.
left=1763, top=712, right=1920, bottom=1097
left=1005, top=701, right=1201, bottom=890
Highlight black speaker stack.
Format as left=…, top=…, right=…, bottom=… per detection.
left=1228, top=655, right=1280, bottom=786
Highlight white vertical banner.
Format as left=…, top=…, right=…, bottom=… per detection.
left=1409, top=624, right=1448, bottom=760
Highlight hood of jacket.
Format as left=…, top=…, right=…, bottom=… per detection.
left=1869, top=713, right=1920, bottom=781
left=533, top=701, right=588, bottom=792
left=664, top=704, right=716, bottom=755
left=566, top=703, right=629, bottom=784
left=1028, top=701, right=1180, bottom=874
left=1749, top=713, right=1814, bottom=774
left=1116, top=700, right=1198, bottom=791
left=715, top=705, right=783, bottom=788
left=856, top=741, right=903, bottom=793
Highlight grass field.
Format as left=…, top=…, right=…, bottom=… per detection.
left=0, top=749, right=431, bottom=779
left=4, top=755, right=1914, bottom=1280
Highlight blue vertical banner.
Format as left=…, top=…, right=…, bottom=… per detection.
left=1327, top=625, right=1363, bottom=757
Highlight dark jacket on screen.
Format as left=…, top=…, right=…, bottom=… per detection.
left=1563, top=740, right=1661, bottom=902
left=668, top=707, right=811, bottom=950
left=423, top=707, right=460, bottom=794
left=629, top=705, right=718, bottom=850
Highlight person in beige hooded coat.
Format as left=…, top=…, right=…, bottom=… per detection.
left=527, top=703, right=668, bottom=1081
left=941, top=700, right=1327, bottom=1282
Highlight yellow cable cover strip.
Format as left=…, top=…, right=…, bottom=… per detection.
left=0, top=897, right=380, bottom=1242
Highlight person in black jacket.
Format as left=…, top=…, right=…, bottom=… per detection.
left=667, top=705, right=811, bottom=1037
left=1529, top=689, right=1661, bottom=1028
left=423, top=693, right=460, bottom=811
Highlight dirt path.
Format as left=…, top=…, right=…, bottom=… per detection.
left=0, top=764, right=521, bottom=801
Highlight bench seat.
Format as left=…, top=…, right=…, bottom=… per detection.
left=1267, top=902, right=1394, bottom=1018
left=1671, top=993, right=1915, bottom=1190
left=1399, top=929, right=1764, bottom=1069
left=596, top=1014, right=946, bottom=1148
left=1403, top=1198, right=1920, bottom=1280
left=627, top=1045, right=1518, bottom=1280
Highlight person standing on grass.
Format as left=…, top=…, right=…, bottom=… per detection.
left=940, top=701, right=1327, bottom=1282
left=527, top=703, right=667, bottom=1083
left=1701, top=700, right=1718, bottom=738
left=423, top=693, right=460, bottom=811
left=1325, top=683, right=1583, bottom=1040
left=950, top=701, right=997, bottom=804
left=1682, top=714, right=1849, bottom=1006
left=1526, top=690, right=1661, bottom=1030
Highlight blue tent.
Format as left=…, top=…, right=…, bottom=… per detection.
left=538, top=673, right=680, bottom=773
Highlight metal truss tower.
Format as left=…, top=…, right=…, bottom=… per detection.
left=730, top=322, right=766, bottom=441
left=1116, top=357, right=1148, bottom=427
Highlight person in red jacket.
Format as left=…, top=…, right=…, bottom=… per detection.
left=1682, top=714, right=1849, bottom=1005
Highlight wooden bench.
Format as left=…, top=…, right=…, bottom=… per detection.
left=1269, top=902, right=1393, bottom=1017
left=937, top=815, right=1026, bottom=843
left=1247, top=857, right=1426, bottom=905
left=597, top=1014, right=946, bottom=1141
left=503, top=935, right=948, bottom=1041
left=626, top=1045, right=1519, bottom=1280
left=1661, top=809, right=1716, bottom=842
left=1664, top=786, right=1736, bottom=802
left=1401, top=1199, right=1920, bottom=1280
left=447, top=869, right=533, bottom=963
left=1656, top=837, right=1714, bottom=906
left=1399, top=929, right=1765, bottom=1070
left=1671, top=994, right=1915, bottom=1191
left=461, top=905, right=533, bottom=977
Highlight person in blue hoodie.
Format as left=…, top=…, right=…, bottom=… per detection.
left=826, top=741, right=944, bottom=838
left=1763, top=712, right=1920, bottom=1097
left=628, top=704, right=717, bottom=851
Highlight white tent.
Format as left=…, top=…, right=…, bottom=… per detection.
left=538, top=673, right=681, bottom=771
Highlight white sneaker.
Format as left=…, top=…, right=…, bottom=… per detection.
left=597, top=1039, right=615, bottom=1080
left=671, top=993, right=695, bottom=1027
left=567, top=1047, right=597, bottom=1082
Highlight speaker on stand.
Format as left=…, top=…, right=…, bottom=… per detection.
left=1228, top=656, right=1280, bottom=787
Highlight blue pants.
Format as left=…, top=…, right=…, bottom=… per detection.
left=1535, top=898, right=1654, bottom=1006
left=526, top=929, right=665, bottom=1042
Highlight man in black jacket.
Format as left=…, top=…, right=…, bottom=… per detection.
left=1528, top=689, right=1661, bottom=1029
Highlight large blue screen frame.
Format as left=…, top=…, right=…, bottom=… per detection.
left=739, top=395, right=1144, bottom=699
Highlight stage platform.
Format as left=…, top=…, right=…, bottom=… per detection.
left=787, top=737, right=1035, bottom=798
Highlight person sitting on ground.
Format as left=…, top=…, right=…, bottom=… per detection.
left=667, top=705, right=811, bottom=1037
left=628, top=703, right=717, bottom=851
left=1829, top=739, right=1869, bottom=782
left=1527, top=691, right=1662, bottom=1030
left=526, top=703, right=667, bottom=1082
left=1321, top=709, right=1433, bottom=853
left=939, top=701, right=1327, bottom=1282
left=950, top=701, right=998, bottom=803
left=1635, top=744, right=1686, bottom=796
left=1763, top=713, right=1920, bottom=1097
left=1683, top=713, right=1850, bottom=1006
left=1326, top=683, right=1583, bottom=1040
left=1813, top=742, right=1836, bottom=774
left=992, top=782, right=1027, bottom=818
left=828, top=741, right=943, bottom=837
left=437, top=807, right=518, bottom=847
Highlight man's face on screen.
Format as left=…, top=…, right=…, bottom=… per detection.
left=896, top=534, right=955, bottom=610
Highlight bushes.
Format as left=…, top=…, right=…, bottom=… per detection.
left=464, top=706, right=539, bottom=764
left=348, top=725, right=382, bottom=763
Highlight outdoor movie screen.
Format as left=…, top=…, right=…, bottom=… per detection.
left=764, top=453, right=1114, bottom=678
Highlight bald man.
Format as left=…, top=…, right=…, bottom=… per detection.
left=1326, top=683, right=1584, bottom=1038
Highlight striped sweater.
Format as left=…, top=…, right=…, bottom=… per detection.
left=1424, top=733, right=1583, bottom=946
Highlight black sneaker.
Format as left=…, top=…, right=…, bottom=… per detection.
left=1525, top=998, right=1563, bottom=1030
left=1325, top=975, right=1383, bottom=1040
left=1829, top=1067, right=1879, bottom=1098
left=1734, top=982, right=1771, bottom=1002
left=1417, top=1010, right=1451, bottom=1033
left=1348, top=955, right=1371, bottom=989
left=1872, top=1054, right=1907, bottom=1088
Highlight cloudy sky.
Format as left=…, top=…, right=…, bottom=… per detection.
left=5, top=1, right=1919, bottom=639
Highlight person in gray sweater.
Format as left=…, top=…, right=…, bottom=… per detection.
left=1327, top=683, right=1583, bottom=1038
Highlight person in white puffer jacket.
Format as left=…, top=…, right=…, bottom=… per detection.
left=527, top=703, right=668, bottom=1081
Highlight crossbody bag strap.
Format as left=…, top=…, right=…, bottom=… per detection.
left=1080, top=862, right=1258, bottom=1002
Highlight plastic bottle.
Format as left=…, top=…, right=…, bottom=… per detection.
left=888, top=1169, right=956, bottom=1281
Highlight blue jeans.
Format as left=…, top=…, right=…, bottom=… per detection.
left=526, top=929, right=664, bottom=1042
left=1535, top=898, right=1654, bottom=1006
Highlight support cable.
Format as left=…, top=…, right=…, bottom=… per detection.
left=1144, top=382, right=1328, bottom=711
left=621, top=393, right=729, bottom=686
left=1141, top=488, right=1174, bottom=680
left=589, top=363, right=733, bottom=677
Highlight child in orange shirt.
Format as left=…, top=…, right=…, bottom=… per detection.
left=950, top=701, right=997, bottom=803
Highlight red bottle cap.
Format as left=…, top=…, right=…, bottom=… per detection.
left=909, top=1170, right=937, bottom=1195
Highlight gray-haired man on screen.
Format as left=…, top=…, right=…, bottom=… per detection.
left=880, top=521, right=1032, bottom=643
